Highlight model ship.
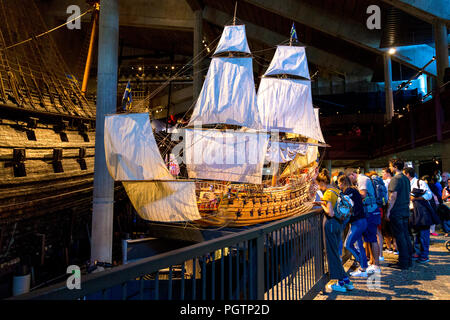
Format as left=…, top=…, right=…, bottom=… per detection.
left=104, top=22, right=326, bottom=227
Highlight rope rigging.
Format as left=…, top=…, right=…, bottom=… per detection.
left=0, top=7, right=95, bottom=52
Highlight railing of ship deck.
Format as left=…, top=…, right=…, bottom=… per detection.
left=11, top=209, right=329, bottom=300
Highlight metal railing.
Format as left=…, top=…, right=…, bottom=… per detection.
left=12, top=209, right=327, bottom=300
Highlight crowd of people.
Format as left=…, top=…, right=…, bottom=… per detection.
left=314, top=159, right=450, bottom=293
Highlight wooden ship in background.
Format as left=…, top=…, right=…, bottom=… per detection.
left=0, top=0, right=114, bottom=294
left=105, top=22, right=325, bottom=228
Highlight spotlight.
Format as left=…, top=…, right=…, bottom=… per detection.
left=138, top=67, right=142, bottom=71
left=388, top=48, right=396, bottom=55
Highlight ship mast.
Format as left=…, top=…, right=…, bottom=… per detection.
left=272, top=23, right=294, bottom=187
left=81, top=1, right=100, bottom=95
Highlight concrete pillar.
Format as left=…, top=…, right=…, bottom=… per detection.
left=441, top=141, right=450, bottom=174
left=384, top=54, right=394, bottom=123
left=324, top=160, right=332, bottom=174
left=426, top=74, right=433, bottom=98
left=434, top=19, right=449, bottom=87
left=91, top=0, right=119, bottom=264
left=193, top=10, right=203, bottom=101
left=414, top=160, right=420, bottom=178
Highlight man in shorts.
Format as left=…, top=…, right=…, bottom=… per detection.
left=346, top=168, right=381, bottom=274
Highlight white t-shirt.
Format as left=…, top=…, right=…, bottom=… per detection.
left=383, top=178, right=391, bottom=190
left=357, top=174, right=378, bottom=214
left=409, top=177, right=433, bottom=210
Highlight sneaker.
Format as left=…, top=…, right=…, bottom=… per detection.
left=366, top=265, right=381, bottom=274
left=379, top=256, right=384, bottom=261
left=430, top=232, right=438, bottom=236
left=417, top=258, right=430, bottom=263
left=350, top=269, right=368, bottom=277
left=412, top=254, right=420, bottom=261
left=344, top=281, right=354, bottom=290
left=328, top=283, right=347, bottom=293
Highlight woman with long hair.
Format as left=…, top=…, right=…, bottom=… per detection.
left=338, top=175, right=369, bottom=277
left=315, top=169, right=352, bottom=292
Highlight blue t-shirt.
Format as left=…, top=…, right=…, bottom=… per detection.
left=344, top=187, right=366, bottom=223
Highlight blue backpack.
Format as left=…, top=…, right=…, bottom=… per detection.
left=370, top=176, right=388, bottom=207
left=329, top=189, right=354, bottom=221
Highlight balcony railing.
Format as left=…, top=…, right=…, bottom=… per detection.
left=11, top=210, right=328, bottom=301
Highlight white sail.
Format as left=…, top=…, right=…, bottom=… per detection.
left=104, top=113, right=172, bottom=181
left=264, top=46, right=310, bottom=79
left=184, top=129, right=269, bottom=184
left=187, top=57, right=262, bottom=129
left=123, top=181, right=201, bottom=222
left=214, top=25, right=251, bottom=55
left=313, top=108, right=325, bottom=144
left=105, top=113, right=200, bottom=222
left=257, top=78, right=324, bottom=142
left=280, top=140, right=318, bottom=178
left=265, top=141, right=308, bottom=163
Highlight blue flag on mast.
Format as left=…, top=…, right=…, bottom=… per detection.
left=290, top=23, right=298, bottom=43
left=122, top=80, right=132, bottom=111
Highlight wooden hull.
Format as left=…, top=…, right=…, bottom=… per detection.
left=195, top=202, right=314, bottom=227
left=194, top=169, right=317, bottom=227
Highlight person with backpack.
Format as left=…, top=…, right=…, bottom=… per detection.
left=338, top=175, right=369, bottom=277
left=403, top=167, right=434, bottom=263
left=369, top=172, right=388, bottom=262
left=345, top=168, right=382, bottom=274
left=315, top=168, right=353, bottom=293
left=423, top=175, right=441, bottom=236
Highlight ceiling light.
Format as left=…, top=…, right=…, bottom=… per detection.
left=388, top=48, right=396, bottom=55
